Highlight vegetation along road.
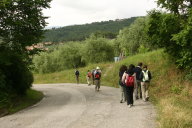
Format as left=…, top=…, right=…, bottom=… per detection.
left=0, top=83, right=156, bottom=128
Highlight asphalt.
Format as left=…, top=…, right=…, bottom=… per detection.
left=0, top=83, right=156, bottom=128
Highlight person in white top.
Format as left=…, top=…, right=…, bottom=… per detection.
left=139, top=65, right=152, bottom=102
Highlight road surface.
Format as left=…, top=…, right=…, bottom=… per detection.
left=0, top=83, right=156, bottom=128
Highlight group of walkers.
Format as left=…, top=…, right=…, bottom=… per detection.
left=75, top=62, right=152, bottom=107
left=119, top=62, right=152, bottom=108
left=75, top=67, right=102, bottom=92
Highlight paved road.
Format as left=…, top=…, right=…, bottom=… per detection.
left=0, top=83, right=156, bottom=128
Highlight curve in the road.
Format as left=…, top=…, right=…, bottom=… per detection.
left=0, top=83, right=156, bottom=128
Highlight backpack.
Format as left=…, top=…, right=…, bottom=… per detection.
left=126, top=75, right=134, bottom=86
left=95, top=72, right=100, bottom=79
left=75, top=71, right=79, bottom=76
left=142, top=70, right=149, bottom=82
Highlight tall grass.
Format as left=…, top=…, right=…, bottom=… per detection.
left=34, top=49, right=192, bottom=128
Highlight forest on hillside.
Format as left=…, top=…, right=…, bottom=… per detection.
left=43, top=17, right=139, bottom=42
left=33, top=17, right=154, bottom=73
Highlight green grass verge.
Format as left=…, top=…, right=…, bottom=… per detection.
left=0, top=89, right=43, bottom=116
left=34, top=62, right=114, bottom=86
left=34, top=49, right=192, bottom=128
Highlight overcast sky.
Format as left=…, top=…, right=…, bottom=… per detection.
left=43, top=0, right=157, bottom=27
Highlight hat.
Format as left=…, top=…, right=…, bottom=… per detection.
left=96, top=66, right=100, bottom=70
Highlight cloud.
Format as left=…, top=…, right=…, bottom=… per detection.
left=43, top=0, right=157, bottom=27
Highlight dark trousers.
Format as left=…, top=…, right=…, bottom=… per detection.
left=123, top=86, right=127, bottom=101
left=126, top=86, right=134, bottom=105
left=76, top=76, right=79, bottom=84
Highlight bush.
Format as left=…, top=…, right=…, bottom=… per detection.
left=185, top=70, right=192, bottom=81
left=33, top=37, right=114, bottom=73
left=33, top=42, right=85, bottom=73
left=83, top=35, right=114, bottom=63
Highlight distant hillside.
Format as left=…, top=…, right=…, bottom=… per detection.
left=43, top=17, right=139, bottom=42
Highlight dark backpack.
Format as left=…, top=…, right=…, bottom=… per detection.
left=126, top=75, right=134, bottom=86
left=75, top=71, right=79, bottom=76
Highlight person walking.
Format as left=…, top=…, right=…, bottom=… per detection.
left=122, top=64, right=137, bottom=108
left=140, top=65, right=152, bottom=102
left=134, top=62, right=143, bottom=100
left=75, top=69, right=80, bottom=84
left=119, top=65, right=127, bottom=103
left=91, top=69, right=95, bottom=85
left=94, top=67, right=101, bottom=92
left=86, top=70, right=92, bottom=86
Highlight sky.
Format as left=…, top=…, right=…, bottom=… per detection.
left=43, top=0, right=157, bottom=27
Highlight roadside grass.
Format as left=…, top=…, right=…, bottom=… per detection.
left=34, top=49, right=192, bottom=128
left=34, top=62, right=113, bottom=85
left=0, top=89, right=43, bottom=116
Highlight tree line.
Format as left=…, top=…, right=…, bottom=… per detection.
left=33, top=17, right=155, bottom=73
left=43, top=17, right=138, bottom=43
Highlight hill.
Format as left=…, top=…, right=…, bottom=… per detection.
left=34, top=50, right=192, bottom=128
left=43, top=17, right=138, bottom=42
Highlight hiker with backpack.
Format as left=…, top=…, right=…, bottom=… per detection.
left=140, top=65, right=152, bottom=102
left=75, top=69, right=80, bottom=84
left=122, top=64, right=137, bottom=108
left=94, top=67, right=101, bottom=92
left=86, top=70, right=92, bottom=86
left=134, top=62, right=143, bottom=100
left=119, top=65, right=127, bottom=103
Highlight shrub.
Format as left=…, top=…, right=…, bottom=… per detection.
left=33, top=42, right=85, bottom=73
left=83, top=35, right=114, bottom=63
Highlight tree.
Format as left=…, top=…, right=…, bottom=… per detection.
left=33, top=42, right=86, bottom=73
left=157, top=0, right=192, bottom=16
left=58, top=42, right=85, bottom=69
left=0, top=0, right=51, bottom=54
left=116, top=17, right=152, bottom=56
left=0, top=0, right=51, bottom=96
left=83, top=35, right=114, bottom=63
left=147, top=1, right=192, bottom=69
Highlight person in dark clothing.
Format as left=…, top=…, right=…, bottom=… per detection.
left=122, top=64, right=137, bottom=108
left=140, top=65, right=152, bottom=101
left=75, top=69, right=80, bottom=84
left=94, top=67, right=101, bottom=91
left=119, top=65, right=127, bottom=103
left=134, top=62, right=143, bottom=100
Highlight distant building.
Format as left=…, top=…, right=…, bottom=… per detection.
left=26, top=42, right=53, bottom=51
